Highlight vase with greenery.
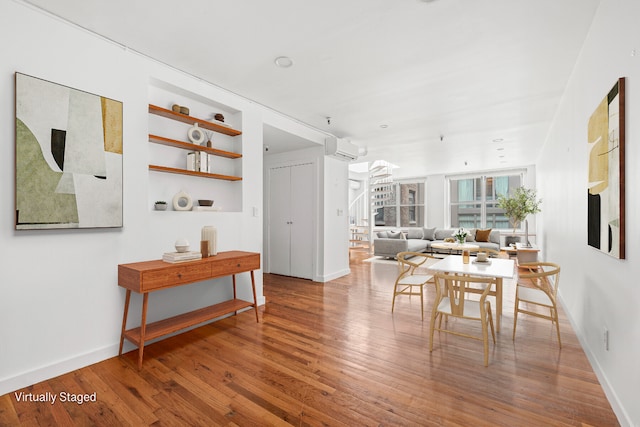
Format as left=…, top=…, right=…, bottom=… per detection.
left=452, top=227, right=468, bottom=245
left=497, top=186, right=542, bottom=235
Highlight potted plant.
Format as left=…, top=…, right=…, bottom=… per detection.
left=154, top=200, right=168, bottom=211
left=497, top=186, right=541, bottom=245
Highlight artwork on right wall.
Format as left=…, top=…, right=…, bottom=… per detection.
left=587, top=77, right=625, bottom=259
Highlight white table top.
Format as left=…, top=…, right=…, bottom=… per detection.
left=429, top=255, right=516, bottom=279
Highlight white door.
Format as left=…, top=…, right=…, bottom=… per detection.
left=269, top=166, right=292, bottom=276
left=268, top=163, right=314, bottom=279
left=289, top=163, right=314, bottom=279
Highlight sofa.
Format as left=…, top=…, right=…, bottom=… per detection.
left=373, top=227, right=501, bottom=258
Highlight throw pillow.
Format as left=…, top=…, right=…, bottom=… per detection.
left=376, top=231, right=389, bottom=238
left=466, top=228, right=476, bottom=242
left=388, top=231, right=404, bottom=239
left=406, top=228, right=423, bottom=239
left=422, top=227, right=436, bottom=240
left=475, top=228, right=492, bottom=242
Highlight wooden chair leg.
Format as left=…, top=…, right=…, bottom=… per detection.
left=391, top=285, right=397, bottom=313
left=487, top=302, right=496, bottom=344
left=429, top=312, right=439, bottom=352
left=512, top=297, right=519, bottom=341
left=482, top=314, right=489, bottom=367
left=553, top=308, right=562, bottom=348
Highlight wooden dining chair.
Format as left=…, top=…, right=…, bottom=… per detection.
left=429, top=272, right=497, bottom=366
left=392, top=252, right=437, bottom=320
left=513, top=262, right=562, bottom=347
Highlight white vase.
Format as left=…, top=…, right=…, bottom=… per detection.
left=173, top=189, right=193, bottom=211
left=201, top=226, right=217, bottom=256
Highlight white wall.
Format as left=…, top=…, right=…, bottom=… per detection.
left=323, top=156, right=351, bottom=281
left=537, top=0, right=639, bottom=424
left=0, top=0, right=311, bottom=395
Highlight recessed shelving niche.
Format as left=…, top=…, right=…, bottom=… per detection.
left=148, top=79, right=243, bottom=212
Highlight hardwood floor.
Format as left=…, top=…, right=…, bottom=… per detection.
left=0, top=251, right=619, bottom=426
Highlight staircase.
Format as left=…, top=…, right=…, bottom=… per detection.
left=348, top=161, right=394, bottom=255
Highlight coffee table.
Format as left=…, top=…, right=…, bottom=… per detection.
left=431, top=242, right=480, bottom=255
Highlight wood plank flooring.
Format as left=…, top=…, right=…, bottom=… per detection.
left=0, top=251, right=619, bottom=426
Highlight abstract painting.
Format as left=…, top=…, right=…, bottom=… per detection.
left=15, top=73, right=123, bottom=229
left=587, top=78, right=625, bottom=259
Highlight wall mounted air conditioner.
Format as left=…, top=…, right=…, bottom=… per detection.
left=325, top=137, right=358, bottom=161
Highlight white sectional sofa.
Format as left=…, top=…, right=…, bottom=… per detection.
left=373, top=227, right=501, bottom=258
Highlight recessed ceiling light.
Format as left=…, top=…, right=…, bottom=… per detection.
left=492, top=138, right=504, bottom=143
left=496, top=147, right=505, bottom=151
left=380, top=124, right=389, bottom=129
left=274, top=56, right=294, bottom=68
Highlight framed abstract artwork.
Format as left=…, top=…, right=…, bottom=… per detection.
left=587, top=77, right=625, bottom=259
left=15, top=73, right=123, bottom=229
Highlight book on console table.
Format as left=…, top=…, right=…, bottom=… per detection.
left=162, top=251, right=202, bottom=263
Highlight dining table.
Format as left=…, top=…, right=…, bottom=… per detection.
left=428, top=255, right=516, bottom=332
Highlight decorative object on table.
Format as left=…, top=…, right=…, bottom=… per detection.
left=172, top=189, right=193, bottom=211
left=187, top=123, right=205, bottom=144
left=201, top=226, right=218, bottom=256
left=497, top=186, right=542, bottom=247
left=15, top=73, right=123, bottom=230
left=453, top=228, right=468, bottom=245
left=154, top=201, right=167, bottom=211
left=444, top=237, right=455, bottom=243
left=200, top=240, right=210, bottom=258
left=162, top=251, right=201, bottom=263
left=587, top=77, right=625, bottom=259
left=174, top=237, right=190, bottom=253
left=179, top=106, right=189, bottom=115
left=477, top=252, right=488, bottom=262
left=462, top=249, right=470, bottom=264
left=198, top=199, right=214, bottom=207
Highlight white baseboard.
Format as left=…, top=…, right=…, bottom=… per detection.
left=0, top=344, right=118, bottom=396
left=557, top=295, right=631, bottom=427
left=316, top=268, right=351, bottom=282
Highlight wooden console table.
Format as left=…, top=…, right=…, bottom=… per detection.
left=118, top=250, right=260, bottom=369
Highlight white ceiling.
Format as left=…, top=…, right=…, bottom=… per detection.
left=24, top=0, right=600, bottom=177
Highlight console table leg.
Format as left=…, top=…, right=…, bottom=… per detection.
left=119, top=290, right=131, bottom=355
left=251, top=270, right=259, bottom=323
left=138, top=293, right=149, bottom=370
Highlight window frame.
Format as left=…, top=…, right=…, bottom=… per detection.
left=373, top=179, right=426, bottom=228
left=446, top=170, right=526, bottom=230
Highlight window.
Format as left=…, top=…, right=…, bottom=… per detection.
left=448, top=172, right=523, bottom=230
left=373, top=181, right=425, bottom=228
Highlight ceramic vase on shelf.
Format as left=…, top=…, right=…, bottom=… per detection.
left=201, top=226, right=217, bottom=256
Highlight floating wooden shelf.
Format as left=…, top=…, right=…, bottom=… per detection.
left=149, top=104, right=241, bottom=136
left=149, top=165, right=242, bottom=181
left=148, top=134, right=242, bottom=159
